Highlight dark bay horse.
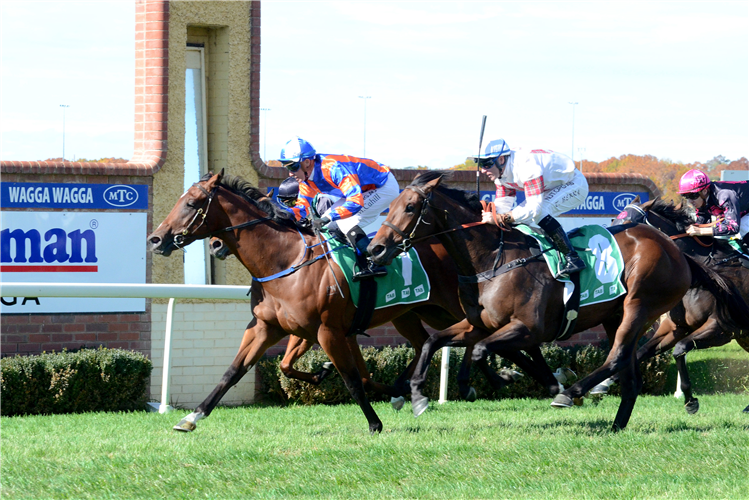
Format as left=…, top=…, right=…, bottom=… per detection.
left=368, top=171, right=749, bottom=430
left=596, top=198, right=749, bottom=413
left=147, top=171, right=520, bottom=434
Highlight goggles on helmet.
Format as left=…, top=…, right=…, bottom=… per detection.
left=281, top=160, right=302, bottom=173
left=278, top=196, right=297, bottom=208
left=682, top=192, right=701, bottom=201
left=478, top=157, right=498, bottom=169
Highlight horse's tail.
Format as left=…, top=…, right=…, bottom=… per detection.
left=685, top=255, right=749, bottom=331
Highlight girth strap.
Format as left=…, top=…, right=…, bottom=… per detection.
left=458, top=247, right=548, bottom=284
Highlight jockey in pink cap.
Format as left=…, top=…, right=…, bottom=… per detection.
left=679, top=168, right=749, bottom=246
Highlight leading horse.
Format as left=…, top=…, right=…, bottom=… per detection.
left=147, top=171, right=523, bottom=434
left=368, top=171, right=749, bottom=430
left=595, top=198, right=749, bottom=413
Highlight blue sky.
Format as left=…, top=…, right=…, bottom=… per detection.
left=2, top=1, right=747, bottom=168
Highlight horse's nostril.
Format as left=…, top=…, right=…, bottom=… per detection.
left=211, top=240, right=223, bottom=249
left=370, top=244, right=384, bottom=258
left=149, top=236, right=161, bottom=245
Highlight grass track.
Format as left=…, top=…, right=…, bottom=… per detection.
left=3, top=394, right=748, bottom=499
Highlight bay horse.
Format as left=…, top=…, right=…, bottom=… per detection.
left=595, top=198, right=749, bottom=413
left=147, top=171, right=526, bottom=434
left=368, top=171, right=749, bottom=430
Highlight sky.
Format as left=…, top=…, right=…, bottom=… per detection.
left=2, top=1, right=747, bottom=169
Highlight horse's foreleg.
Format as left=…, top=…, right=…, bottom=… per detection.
left=279, top=335, right=334, bottom=385
left=174, top=318, right=285, bottom=432
left=411, top=319, right=481, bottom=416
left=317, top=328, right=383, bottom=434
left=471, top=322, right=562, bottom=397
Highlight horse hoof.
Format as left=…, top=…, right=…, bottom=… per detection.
left=590, top=383, right=610, bottom=395
left=322, top=362, right=334, bottom=370
left=465, top=387, right=477, bottom=402
left=743, top=404, right=749, bottom=413
left=369, top=422, right=383, bottom=435
left=500, top=368, right=524, bottom=381
left=685, top=398, right=700, bottom=415
left=391, top=396, right=405, bottom=411
left=550, top=394, right=574, bottom=409
left=573, top=397, right=584, bottom=407
left=412, top=395, right=429, bottom=417
left=173, top=419, right=196, bottom=432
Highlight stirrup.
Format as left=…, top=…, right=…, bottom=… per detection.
left=554, top=254, right=586, bottom=278
left=353, top=263, right=388, bottom=282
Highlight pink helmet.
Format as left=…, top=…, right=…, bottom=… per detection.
left=679, top=169, right=710, bottom=194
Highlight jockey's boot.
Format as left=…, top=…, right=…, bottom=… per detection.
left=346, top=225, right=388, bottom=281
left=740, top=233, right=749, bottom=255
left=539, top=215, right=586, bottom=278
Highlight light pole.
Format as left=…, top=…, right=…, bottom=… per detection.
left=60, top=104, right=69, bottom=160
left=358, top=96, right=371, bottom=157
left=568, top=101, right=578, bottom=162
left=260, top=108, right=271, bottom=159
left=578, top=147, right=586, bottom=173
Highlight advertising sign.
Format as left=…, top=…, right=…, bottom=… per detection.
left=1, top=182, right=149, bottom=210
left=478, top=191, right=648, bottom=215
left=1, top=212, right=147, bottom=313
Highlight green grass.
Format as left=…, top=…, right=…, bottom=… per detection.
left=3, top=394, right=748, bottom=499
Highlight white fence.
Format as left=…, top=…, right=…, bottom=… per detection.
left=1, top=282, right=456, bottom=410
left=0, top=282, right=252, bottom=413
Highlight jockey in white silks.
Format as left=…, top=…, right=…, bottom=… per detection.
left=474, top=138, right=589, bottom=278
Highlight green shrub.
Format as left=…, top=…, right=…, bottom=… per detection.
left=1, top=348, right=152, bottom=416
left=255, top=343, right=674, bottom=405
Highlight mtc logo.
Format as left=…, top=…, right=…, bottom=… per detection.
left=1, top=228, right=97, bottom=263
left=104, top=185, right=139, bottom=208
left=613, top=193, right=638, bottom=211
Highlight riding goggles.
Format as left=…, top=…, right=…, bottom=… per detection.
left=281, top=160, right=302, bottom=173
left=278, top=196, right=297, bottom=208
left=682, top=192, right=701, bottom=200
left=477, top=157, right=498, bottom=169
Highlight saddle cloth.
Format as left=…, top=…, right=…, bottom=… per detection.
left=323, top=232, right=431, bottom=309
left=515, top=224, right=627, bottom=307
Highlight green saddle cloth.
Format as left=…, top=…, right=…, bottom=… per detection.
left=515, top=224, right=627, bottom=307
left=322, top=233, right=431, bottom=309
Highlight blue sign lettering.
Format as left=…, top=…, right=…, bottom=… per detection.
left=1, top=183, right=148, bottom=210
left=478, top=191, right=649, bottom=215
left=1, top=228, right=97, bottom=263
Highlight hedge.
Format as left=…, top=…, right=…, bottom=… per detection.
left=256, top=342, right=672, bottom=405
left=1, top=348, right=152, bottom=417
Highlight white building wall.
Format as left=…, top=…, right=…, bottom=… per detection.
left=151, top=302, right=256, bottom=409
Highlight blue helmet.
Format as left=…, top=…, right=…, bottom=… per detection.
left=483, top=139, right=511, bottom=158
left=279, top=136, right=316, bottom=164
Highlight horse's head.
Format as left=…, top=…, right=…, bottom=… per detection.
left=369, top=171, right=450, bottom=265
left=147, top=170, right=226, bottom=257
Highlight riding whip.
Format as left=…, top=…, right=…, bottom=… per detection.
left=476, top=115, right=487, bottom=195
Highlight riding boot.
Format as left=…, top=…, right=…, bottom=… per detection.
left=740, top=233, right=749, bottom=255
left=345, top=225, right=388, bottom=281
left=538, top=215, right=586, bottom=278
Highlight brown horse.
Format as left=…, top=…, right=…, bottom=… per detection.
left=147, top=171, right=525, bottom=434
left=593, top=198, right=749, bottom=413
left=368, top=171, right=749, bottom=430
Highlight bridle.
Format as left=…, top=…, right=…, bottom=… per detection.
left=173, top=182, right=273, bottom=249
left=382, top=185, right=485, bottom=252
left=619, top=202, right=713, bottom=248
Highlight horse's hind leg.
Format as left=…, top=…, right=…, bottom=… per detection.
left=317, top=327, right=383, bottom=434
left=174, top=318, right=286, bottom=432
left=280, top=335, right=334, bottom=385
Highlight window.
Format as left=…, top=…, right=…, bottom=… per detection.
left=183, top=47, right=210, bottom=285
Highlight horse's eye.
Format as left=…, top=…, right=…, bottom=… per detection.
left=186, top=201, right=197, bottom=209
left=405, top=204, right=415, bottom=213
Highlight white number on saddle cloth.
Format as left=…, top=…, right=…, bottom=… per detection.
left=588, top=234, right=619, bottom=284
left=401, top=253, right=413, bottom=286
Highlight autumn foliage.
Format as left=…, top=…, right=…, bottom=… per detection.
left=452, top=155, right=749, bottom=203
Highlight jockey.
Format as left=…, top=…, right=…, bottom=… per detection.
left=679, top=169, right=749, bottom=246
left=475, top=139, right=589, bottom=278
left=276, top=176, right=333, bottom=215
left=278, top=136, right=399, bottom=281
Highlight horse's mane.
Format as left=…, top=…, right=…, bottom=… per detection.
left=411, top=170, right=483, bottom=213
left=203, top=173, right=304, bottom=231
left=647, top=197, right=695, bottom=231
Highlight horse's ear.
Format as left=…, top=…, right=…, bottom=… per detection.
left=675, top=201, right=683, bottom=210
left=421, top=174, right=444, bottom=194
left=632, top=195, right=640, bottom=204
left=216, top=168, right=225, bottom=183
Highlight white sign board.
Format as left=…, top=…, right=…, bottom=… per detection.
left=1, top=212, right=147, bottom=313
